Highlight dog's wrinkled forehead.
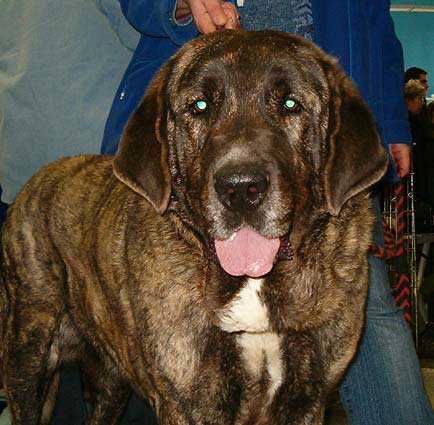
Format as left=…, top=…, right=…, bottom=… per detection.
left=167, top=30, right=330, bottom=104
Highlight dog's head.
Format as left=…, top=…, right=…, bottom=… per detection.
left=114, top=30, right=388, bottom=277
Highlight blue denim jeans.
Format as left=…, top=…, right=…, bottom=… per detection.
left=339, top=196, right=434, bottom=425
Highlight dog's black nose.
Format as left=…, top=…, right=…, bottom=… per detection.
left=214, top=169, right=269, bottom=211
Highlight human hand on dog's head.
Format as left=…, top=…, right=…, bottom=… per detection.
left=176, top=0, right=240, bottom=33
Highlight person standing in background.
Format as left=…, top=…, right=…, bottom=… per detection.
left=405, top=67, right=430, bottom=98
left=404, top=67, right=434, bottom=228
left=404, top=67, right=432, bottom=144
left=405, top=79, right=434, bottom=216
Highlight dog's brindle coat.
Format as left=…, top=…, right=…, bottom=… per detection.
left=1, top=30, right=388, bottom=424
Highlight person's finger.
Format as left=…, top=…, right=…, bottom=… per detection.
left=187, top=0, right=240, bottom=33
left=222, top=2, right=240, bottom=29
left=203, top=0, right=229, bottom=28
left=398, top=155, right=410, bottom=177
left=197, top=13, right=218, bottom=33
left=398, top=160, right=410, bottom=177
left=189, top=0, right=218, bottom=33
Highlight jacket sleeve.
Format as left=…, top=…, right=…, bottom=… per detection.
left=120, top=0, right=198, bottom=46
left=378, top=0, right=411, bottom=147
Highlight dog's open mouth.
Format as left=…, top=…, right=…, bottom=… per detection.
left=214, top=227, right=282, bottom=278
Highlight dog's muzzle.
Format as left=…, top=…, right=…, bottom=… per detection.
left=211, top=165, right=292, bottom=278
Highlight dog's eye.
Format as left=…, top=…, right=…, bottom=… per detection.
left=282, top=98, right=300, bottom=112
left=192, top=100, right=208, bottom=113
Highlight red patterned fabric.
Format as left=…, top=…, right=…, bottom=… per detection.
left=370, top=182, right=412, bottom=323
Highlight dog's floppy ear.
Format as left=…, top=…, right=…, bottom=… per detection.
left=113, top=65, right=171, bottom=214
left=324, top=70, right=389, bottom=216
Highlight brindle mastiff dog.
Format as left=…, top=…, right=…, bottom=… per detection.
left=1, top=30, right=388, bottom=424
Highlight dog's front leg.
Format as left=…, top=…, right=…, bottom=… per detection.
left=75, top=348, right=131, bottom=425
left=3, top=313, right=59, bottom=425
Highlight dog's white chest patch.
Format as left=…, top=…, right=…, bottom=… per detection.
left=217, top=279, right=283, bottom=399
left=237, top=332, right=284, bottom=401
left=217, top=278, right=270, bottom=333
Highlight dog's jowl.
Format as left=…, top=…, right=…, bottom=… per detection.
left=1, top=30, right=388, bottom=425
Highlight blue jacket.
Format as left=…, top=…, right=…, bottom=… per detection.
left=101, top=0, right=411, bottom=180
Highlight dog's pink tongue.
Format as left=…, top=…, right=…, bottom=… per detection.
left=215, top=228, right=281, bottom=277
